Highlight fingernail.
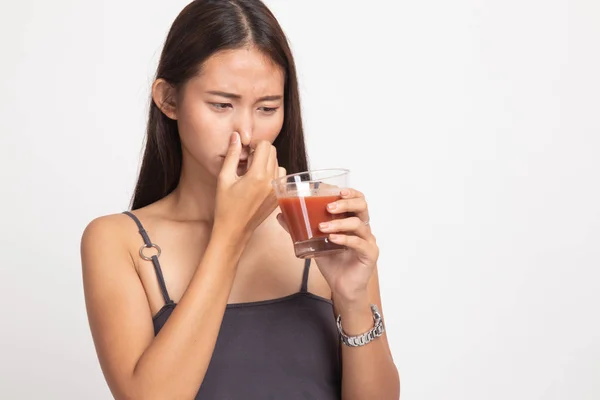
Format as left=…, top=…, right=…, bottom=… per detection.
left=341, top=189, right=350, bottom=197
left=319, top=222, right=330, bottom=230
left=327, top=202, right=337, bottom=210
left=329, top=234, right=340, bottom=241
left=230, top=132, right=239, bottom=144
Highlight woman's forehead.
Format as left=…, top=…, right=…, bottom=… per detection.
left=192, top=48, right=284, bottom=93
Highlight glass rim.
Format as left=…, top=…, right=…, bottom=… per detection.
left=271, top=168, right=349, bottom=185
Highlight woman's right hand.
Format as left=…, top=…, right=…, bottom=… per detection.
left=214, top=132, right=285, bottom=239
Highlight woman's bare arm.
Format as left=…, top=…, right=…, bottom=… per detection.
left=82, top=215, right=249, bottom=400
left=336, top=267, right=401, bottom=400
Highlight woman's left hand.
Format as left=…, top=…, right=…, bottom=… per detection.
left=277, top=188, right=379, bottom=303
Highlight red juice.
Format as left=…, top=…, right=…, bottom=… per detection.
left=278, top=194, right=348, bottom=258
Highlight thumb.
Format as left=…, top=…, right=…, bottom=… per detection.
left=277, top=166, right=287, bottom=179
left=221, top=132, right=241, bottom=180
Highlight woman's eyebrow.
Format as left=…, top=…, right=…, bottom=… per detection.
left=206, top=90, right=282, bottom=102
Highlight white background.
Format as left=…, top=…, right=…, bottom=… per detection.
left=1, top=0, right=599, bottom=399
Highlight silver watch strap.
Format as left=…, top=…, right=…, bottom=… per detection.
left=336, top=304, right=385, bottom=347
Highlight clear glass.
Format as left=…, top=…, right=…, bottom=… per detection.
left=272, top=168, right=350, bottom=259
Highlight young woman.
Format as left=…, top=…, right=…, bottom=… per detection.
left=81, top=1, right=400, bottom=398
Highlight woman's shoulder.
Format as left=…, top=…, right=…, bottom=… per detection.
left=82, top=212, right=135, bottom=241
left=81, top=200, right=164, bottom=244
left=80, top=205, right=165, bottom=264
left=80, top=198, right=186, bottom=269
left=80, top=212, right=139, bottom=261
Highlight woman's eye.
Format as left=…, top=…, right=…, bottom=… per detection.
left=211, top=103, right=232, bottom=111
left=259, top=106, right=279, bottom=114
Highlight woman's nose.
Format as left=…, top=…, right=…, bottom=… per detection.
left=239, top=130, right=253, bottom=147
left=233, top=109, right=254, bottom=147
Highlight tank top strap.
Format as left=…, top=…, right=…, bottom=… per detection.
left=122, top=211, right=173, bottom=305
left=300, top=258, right=311, bottom=293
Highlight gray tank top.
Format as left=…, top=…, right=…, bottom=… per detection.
left=124, top=211, right=342, bottom=399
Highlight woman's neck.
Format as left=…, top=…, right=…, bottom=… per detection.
left=164, top=158, right=218, bottom=223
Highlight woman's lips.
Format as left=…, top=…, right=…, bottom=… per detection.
left=219, top=147, right=253, bottom=162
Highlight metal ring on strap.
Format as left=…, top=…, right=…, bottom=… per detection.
left=139, top=243, right=161, bottom=261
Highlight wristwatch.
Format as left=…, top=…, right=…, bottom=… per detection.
left=336, top=304, right=385, bottom=347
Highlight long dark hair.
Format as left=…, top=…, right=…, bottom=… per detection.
left=131, top=0, right=308, bottom=210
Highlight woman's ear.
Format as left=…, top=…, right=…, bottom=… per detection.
left=152, top=78, right=178, bottom=120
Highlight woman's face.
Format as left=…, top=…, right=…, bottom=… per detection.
left=175, top=47, right=285, bottom=179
